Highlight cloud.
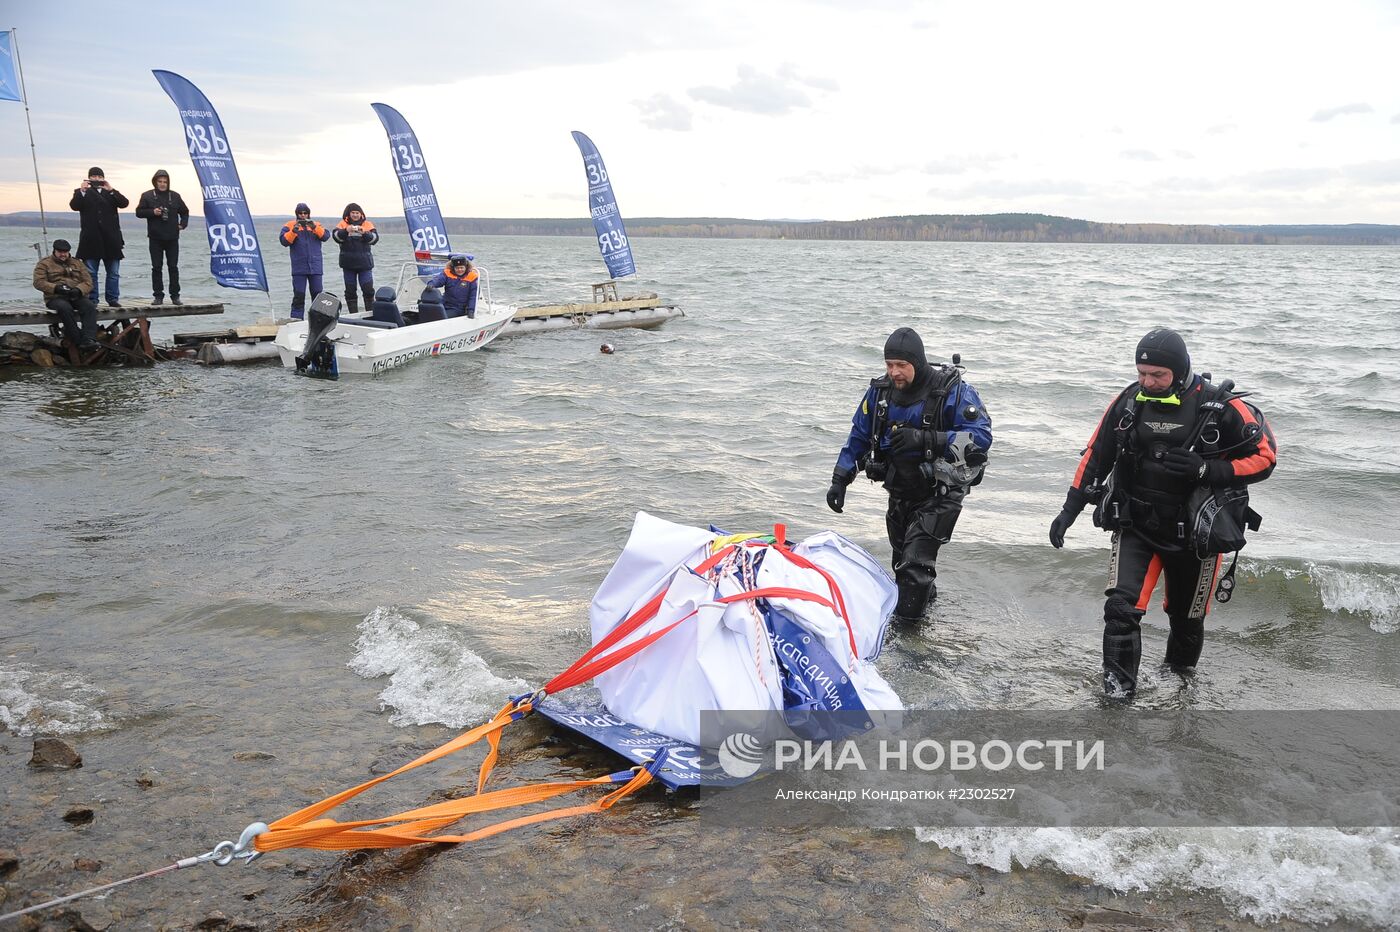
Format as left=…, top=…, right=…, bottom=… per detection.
left=1343, top=159, right=1400, bottom=184
left=921, top=153, right=1008, bottom=175
left=1310, top=103, right=1374, bottom=122
left=776, top=63, right=839, bottom=93
left=688, top=63, right=834, bottom=116
left=634, top=94, right=694, bottom=131
left=1392, top=112, right=1400, bottom=124
left=1206, top=123, right=1238, bottom=135
left=783, top=163, right=912, bottom=185
left=1120, top=150, right=1160, bottom=162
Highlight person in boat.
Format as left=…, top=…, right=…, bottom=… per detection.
left=1048, top=328, right=1277, bottom=699
left=278, top=203, right=330, bottom=319
left=827, top=327, right=993, bottom=624
left=331, top=203, right=379, bottom=315
left=426, top=254, right=479, bottom=319
left=33, top=239, right=101, bottom=352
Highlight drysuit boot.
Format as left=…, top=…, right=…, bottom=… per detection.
left=344, top=292, right=358, bottom=314
left=362, top=286, right=376, bottom=315
left=1164, top=616, right=1205, bottom=671
left=893, top=564, right=937, bottom=624
left=1102, top=617, right=1142, bottom=698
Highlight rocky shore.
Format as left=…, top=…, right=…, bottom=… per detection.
left=1, top=720, right=1351, bottom=931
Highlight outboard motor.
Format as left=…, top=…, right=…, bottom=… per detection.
left=295, top=291, right=342, bottom=379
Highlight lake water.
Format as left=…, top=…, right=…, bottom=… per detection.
left=2, top=225, right=1398, bottom=927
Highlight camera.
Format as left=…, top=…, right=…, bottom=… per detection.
left=297, top=219, right=313, bottom=229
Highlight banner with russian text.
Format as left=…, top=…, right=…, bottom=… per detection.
left=371, top=103, right=451, bottom=275
left=0, top=30, right=23, bottom=102
left=152, top=70, right=268, bottom=292
left=571, top=131, right=635, bottom=279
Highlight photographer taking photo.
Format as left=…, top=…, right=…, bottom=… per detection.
left=68, top=166, right=128, bottom=307
left=278, top=203, right=330, bottom=318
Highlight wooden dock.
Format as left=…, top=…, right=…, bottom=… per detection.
left=0, top=299, right=225, bottom=368
left=0, top=300, right=224, bottom=326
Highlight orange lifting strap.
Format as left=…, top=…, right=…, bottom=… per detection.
left=252, top=523, right=839, bottom=855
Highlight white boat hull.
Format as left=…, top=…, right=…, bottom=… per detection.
left=274, top=302, right=515, bottom=375
left=504, top=304, right=684, bottom=336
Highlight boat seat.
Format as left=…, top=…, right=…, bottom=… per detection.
left=338, top=317, right=398, bottom=329
left=370, top=286, right=405, bottom=327
left=417, top=286, right=446, bottom=323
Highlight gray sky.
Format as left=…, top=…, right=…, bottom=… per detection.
left=2, top=0, right=1398, bottom=224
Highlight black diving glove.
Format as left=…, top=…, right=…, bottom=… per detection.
left=826, top=468, right=854, bottom=514
left=1162, top=448, right=1208, bottom=481
left=889, top=426, right=944, bottom=458
left=1049, top=501, right=1085, bottom=549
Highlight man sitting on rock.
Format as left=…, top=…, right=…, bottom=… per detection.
left=32, top=239, right=101, bottom=352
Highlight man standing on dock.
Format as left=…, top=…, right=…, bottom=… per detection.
left=32, top=239, right=100, bottom=352
left=827, top=327, right=993, bottom=624
left=279, top=203, right=330, bottom=318
left=68, top=167, right=128, bottom=308
left=134, top=169, right=189, bottom=306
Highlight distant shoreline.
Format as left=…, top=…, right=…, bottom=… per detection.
left=3, top=211, right=1398, bottom=246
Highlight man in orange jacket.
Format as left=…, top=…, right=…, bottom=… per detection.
left=278, top=203, right=329, bottom=318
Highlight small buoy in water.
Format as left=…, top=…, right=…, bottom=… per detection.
left=600, top=342, right=615, bottom=354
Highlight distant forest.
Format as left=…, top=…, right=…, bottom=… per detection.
left=4, top=211, right=1398, bottom=245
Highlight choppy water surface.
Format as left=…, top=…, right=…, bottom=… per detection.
left=3, top=228, right=1398, bottom=928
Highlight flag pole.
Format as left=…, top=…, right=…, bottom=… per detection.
left=10, top=28, right=49, bottom=250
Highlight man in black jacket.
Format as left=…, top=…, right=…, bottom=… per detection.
left=68, top=167, right=129, bottom=307
left=1049, top=328, right=1278, bottom=698
left=134, top=169, right=190, bottom=305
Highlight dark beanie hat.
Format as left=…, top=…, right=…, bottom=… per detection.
left=342, top=202, right=363, bottom=220
left=1135, top=328, right=1191, bottom=384
left=52, top=238, right=72, bottom=252
left=295, top=202, right=310, bottom=214
left=884, top=327, right=928, bottom=371
left=152, top=169, right=170, bottom=184
left=87, top=166, right=104, bottom=177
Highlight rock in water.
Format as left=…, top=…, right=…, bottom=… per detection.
left=63, top=805, right=95, bottom=825
left=30, top=737, right=82, bottom=770
left=1, top=331, right=39, bottom=351
left=30, top=347, right=55, bottom=367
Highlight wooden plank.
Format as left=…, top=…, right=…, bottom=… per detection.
left=232, top=324, right=279, bottom=339
left=0, top=301, right=225, bottom=326
left=172, top=328, right=238, bottom=344
left=512, top=296, right=676, bottom=320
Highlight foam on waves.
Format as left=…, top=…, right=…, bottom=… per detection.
left=349, top=606, right=529, bottom=729
left=0, top=665, right=110, bottom=737
left=918, top=826, right=1400, bottom=926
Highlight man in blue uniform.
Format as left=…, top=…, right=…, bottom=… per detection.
left=827, top=327, right=993, bottom=624
left=278, top=203, right=330, bottom=318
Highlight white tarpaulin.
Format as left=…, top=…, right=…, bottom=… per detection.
left=588, top=512, right=903, bottom=747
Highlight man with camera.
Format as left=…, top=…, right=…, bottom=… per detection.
left=331, top=203, right=380, bottom=314
left=33, top=239, right=101, bottom=352
left=134, top=169, right=190, bottom=305
left=278, top=203, right=330, bottom=318
left=826, top=327, right=994, bottom=624
left=1047, top=328, right=1278, bottom=699
left=67, top=167, right=129, bottom=308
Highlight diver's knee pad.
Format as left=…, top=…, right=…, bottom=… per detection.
left=1165, top=616, right=1205, bottom=669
